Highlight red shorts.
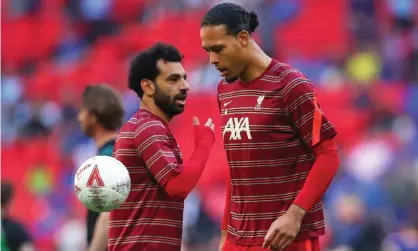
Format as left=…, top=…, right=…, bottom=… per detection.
left=222, top=238, right=320, bottom=251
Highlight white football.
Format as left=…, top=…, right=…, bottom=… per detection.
left=74, top=156, right=131, bottom=212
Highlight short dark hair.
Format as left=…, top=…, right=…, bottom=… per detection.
left=128, top=42, right=184, bottom=98
left=201, top=3, right=260, bottom=35
left=1, top=181, right=13, bottom=206
left=82, top=84, right=124, bottom=130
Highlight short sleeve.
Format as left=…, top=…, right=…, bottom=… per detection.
left=133, top=120, right=182, bottom=187
left=283, top=75, right=337, bottom=148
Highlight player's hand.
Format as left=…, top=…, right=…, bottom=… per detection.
left=262, top=205, right=305, bottom=250
left=193, top=117, right=215, bottom=131
left=193, top=117, right=215, bottom=147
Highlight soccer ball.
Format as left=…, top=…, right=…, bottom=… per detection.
left=74, top=156, right=131, bottom=212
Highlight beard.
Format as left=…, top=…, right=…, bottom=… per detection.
left=81, top=122, right=95, bottom=138
left=225, top=75, right=238, bottom=83
left=154, top=85, right=187, bottom=117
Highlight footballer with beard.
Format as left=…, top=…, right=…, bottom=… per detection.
left=108, top=42, right=216, bottom=251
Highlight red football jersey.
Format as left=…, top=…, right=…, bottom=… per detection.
left=218, top=60, right=337, bottom=245
left=108, top=110, right=184, bottom=251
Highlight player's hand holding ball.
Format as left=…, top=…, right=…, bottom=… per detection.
left=74, top=156, right=131, bottom=212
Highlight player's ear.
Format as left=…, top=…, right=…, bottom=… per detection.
left=141, top=79, right=155, bottom=96
left=89, top=112, right=98, bottom=125
left=237, top=30, right=250, bottom=48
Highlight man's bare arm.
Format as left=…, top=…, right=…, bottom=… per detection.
left=88, top=212, right=110, bottom=251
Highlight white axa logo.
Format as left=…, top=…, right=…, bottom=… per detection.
left=223, top=117, right=252, bottom=140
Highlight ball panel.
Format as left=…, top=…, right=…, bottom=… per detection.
left=77, top=189, right=103, bottom=212
left=74, top=158, right=96, bottom=187
left=98, top=156, right=131, bottom=198
left=102, top=188, right=128, bottom=212
left=98, top=156, right=127, bottom=187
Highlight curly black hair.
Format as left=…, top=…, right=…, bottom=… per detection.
left=128, top=42, right=183, bottom=98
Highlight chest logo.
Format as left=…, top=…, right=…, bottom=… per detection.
left=224, top=100, right=233, bottom=107
left=255, top=95, right=265, bottom=110
left=223, top=117, right=252, bottom=140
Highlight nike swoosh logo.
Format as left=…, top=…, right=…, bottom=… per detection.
left=224, top=101, right=233, bottom=107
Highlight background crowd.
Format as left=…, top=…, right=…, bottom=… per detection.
left=2, top=0, right=418, bottom=250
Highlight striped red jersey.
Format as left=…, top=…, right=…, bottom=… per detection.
left=218, top=60, right=337, bottom=245
left=109, top=110, right=184, bottom=251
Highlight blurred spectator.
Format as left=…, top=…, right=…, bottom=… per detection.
left=350, top=0, right=378, bottom=44
left=383, top=223, right=418, bottom=251
left=1, top=181, right=35, bottom=251
left=386, top=0, right=416, bottom=32
left=55, top=213, right=85, bottom=251
left=1, top=0, right=418, bottom=250
left=19, top=101, right=51, bottom=138
left=345, top=45, right=382, bottom=85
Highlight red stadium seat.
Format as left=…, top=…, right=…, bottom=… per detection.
left=1, top=18, right=33, bottom=67
left=27, top=62, right=63, bottom=101
left=317, top=87, right=354, bottom=109
left=111, top=0, right=146, bottom=23
left=275, top=0, right=349, bottom=60
left=30, top=12, right=64, bottom=61
left=2, top=139, right=61, bottom=224
left=118, top=23, right=155, bottom=55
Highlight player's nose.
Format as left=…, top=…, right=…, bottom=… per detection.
left=180, top=79, right=190, bottom=91
left=209, top=52, right=219, bottom=65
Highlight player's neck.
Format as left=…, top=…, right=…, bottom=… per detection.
left=94, top=128, right=117, bottom=149
left=140, top=100, right=171, bottom=124
left=240, top=45, right=272, bottom=82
